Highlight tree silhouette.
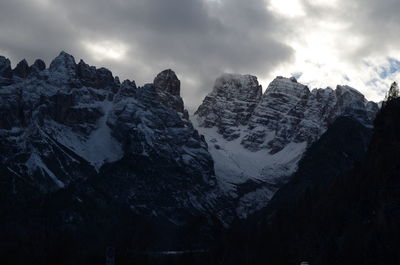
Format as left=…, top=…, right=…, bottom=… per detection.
left=388, top=82, right=399, bottom=100
left=383, top=82, right=399, bottom=107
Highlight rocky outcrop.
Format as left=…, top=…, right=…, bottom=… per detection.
left=31, top=59, right=46, bottom=72
left=242, top=76, right=314, bottom=152
left=154, top=69, right=180, bottom=96
left=0, top=56, right=13, bottom=86
left=13, top=59, right=30, bottom=78
left=76, top=60, right=116, bottom=89
left=0, top=56, right=12, bottom=78
left=154, top=69, right=189, bottom=119
left=243, top=78, right=378, bottom=153
left=195, top=74, right=262, bottom=140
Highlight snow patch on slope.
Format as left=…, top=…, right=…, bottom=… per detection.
left=85, top=100, right=123, bottom=170
left=47, top=99, right=123, bottom=171
left=192, top=118, right=306, bottom=194
left=26, top=153, right=65, bottom=188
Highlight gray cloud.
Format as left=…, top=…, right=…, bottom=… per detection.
left=300, top=0, right=400, bottom=61
left=0, top=2, right=68, bottom=61
left=0, top=0, right=294, bottom=111
left=347, top=0, right=400, bottom=58
left=1, top=0, right=399, bottom=108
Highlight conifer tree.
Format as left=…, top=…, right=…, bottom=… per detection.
left=387, top=82, right=399, bottom=101
left=383, top=82, right=399, bottom=107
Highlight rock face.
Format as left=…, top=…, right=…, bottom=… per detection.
left=0, top=52, right=226, bottom=252
left=154, top=69, right=181, bottom=96
left=0, top=56, right=13, bottom=85
left=195, top=74, right=262, bottom=140
left=243, top=78, right=377, bottom=153
left=153, top=69, right=189, bottom=119
left=194, top=74, right=379, bottom=217
left=13, top=59, right=30, bottom=78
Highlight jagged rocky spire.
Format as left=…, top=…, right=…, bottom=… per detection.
left=13, top=59, right=30, bottom=78
left=32, top=59, right=46, bottom=72
left=153, top=69, right=189, bottom=118
left=154, top=69, right=181, bottom=96
left=195, top=73, right=262, bottom=140
left=49, top=51, right=77, bottom=73
left=0, top=56, right=12, bottom=78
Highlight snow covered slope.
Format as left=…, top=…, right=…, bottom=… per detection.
left=194, top=74, right=379, bottom=217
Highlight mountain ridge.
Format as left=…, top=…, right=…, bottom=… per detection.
left=194, top=73, right=379, bottom=217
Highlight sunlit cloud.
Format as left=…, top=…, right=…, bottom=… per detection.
left=82, top=40, right=128, bottom=62
left=260, top=0, right=399, bottom=102
left=267, top=0, right=306, bottom=18
left=307, top=0, right=338, bottom=7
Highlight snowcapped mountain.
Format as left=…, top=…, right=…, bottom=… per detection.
left=194, top=74, right=379, bottom=217
left=0, top=51, right=380, bottom=222
left=0, top=52, right=226, bottom=223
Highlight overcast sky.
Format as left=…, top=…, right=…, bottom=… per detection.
left=1, top=0, right=399, bottom=111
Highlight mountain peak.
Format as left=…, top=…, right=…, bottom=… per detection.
left=195, top=73, right=262, bottom=139
left=49, top=51, right=76, bottom=72
left=153, top=69, right=188, bottom=117
left=154, top=69, right=180, bottom=96
left=54, top=51, right=76, bottom=63
left=335, top=84, right=364, bottom=97
left=59, top=50, right=73, bottom=57
left=213, top=73, right=262, bottom=97
left=0, top=56, right=12, bottom=79
left=48, top=51, right=78, bottom=84
left=266, top=76, right=310, bottom=96
left=32, top=59, right=46, bottom=72
left=13, top=59, right=30, bottom=78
